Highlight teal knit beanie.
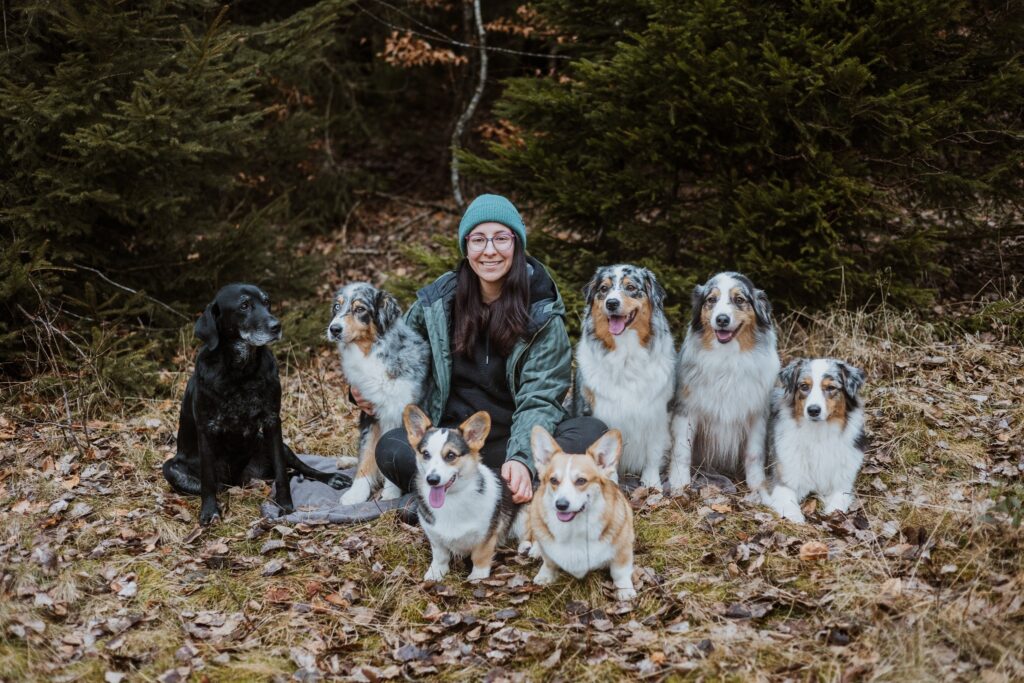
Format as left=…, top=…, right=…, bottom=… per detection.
left=457, top=194, right=527, bottom=255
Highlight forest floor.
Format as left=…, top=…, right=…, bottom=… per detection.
left=2, top=198, right=1023, bottom=682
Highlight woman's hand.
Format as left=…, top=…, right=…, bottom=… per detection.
left=502, top=460, right=533, bottom=503
left=350, top=386, right=375, bottom=417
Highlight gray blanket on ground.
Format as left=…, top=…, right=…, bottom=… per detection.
left=260, top=454, right=416, bottom=524
left=260, top=455, right=737, bottom=525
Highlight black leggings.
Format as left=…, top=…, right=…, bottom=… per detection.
left=375, top=416, right=608, bottom=493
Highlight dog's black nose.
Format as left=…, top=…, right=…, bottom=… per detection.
left=807, top=405, right=822, bottom=418
left=555, top=498, right=570, bottom=511
left=715, top=314, right=730, bottom=327
left=426, top=473, right=441, bottom=486
left=606, top=298, right=620, bottom=312
left=269, top=319, right=282, bottom=336
left=329, top=323, right=342, bottom=337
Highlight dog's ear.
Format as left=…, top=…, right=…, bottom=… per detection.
left=459, top=411, right=491, bottom=452
left=779, top=358, right=804, bottom=395
left=838, top=361, right=866, bottom=398
left=689, top=283, right=705, bottom=330
left=403, top=404, right=432, bottom=450
left=643, top=268, right=666, bottom=309
left=531, top=425, right=561, bottom=470
left=582, top=269, right=602, bottom=306
left=194, top=302, right=220, bottom=351
left=753, top=288, right=772, bottom=328
left=587, top=429, right=622, bottom=473
left=374, top=289, right=401, bottom=332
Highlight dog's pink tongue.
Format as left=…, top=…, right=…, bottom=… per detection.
left=556, top=510, right=576, bottom=522
left=428, top=486, right=446, bottom=509
left=715, top=329, right=734, bottom=343
left=608, top=316, right=627, bottom=335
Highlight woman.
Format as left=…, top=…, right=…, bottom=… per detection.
left=362, top=194, right=605, bottom=504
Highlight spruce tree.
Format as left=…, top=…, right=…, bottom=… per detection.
left=462, top=0, right=1024, bottom=310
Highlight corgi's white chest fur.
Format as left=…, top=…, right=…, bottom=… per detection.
left=577, top=329, right=675, bottom=476
left=773, top=409, right=864, bottom=499
left=339, top=343, right=417, bottom=431
left=536, top=500, right=615, bottom=579
left=420, top=467, right=504, bottom=558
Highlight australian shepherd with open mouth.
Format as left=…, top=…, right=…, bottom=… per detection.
left=573, top=264, right=676, bottom=488
left=667, top=271, right=780, bottom=493
left=764, top=358, right=867, bottom=523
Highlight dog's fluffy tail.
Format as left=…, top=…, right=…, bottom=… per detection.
left=162, top=457, right=201, bottom=495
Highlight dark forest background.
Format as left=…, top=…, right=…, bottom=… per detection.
left=2, top=0, right=1022, bottom=394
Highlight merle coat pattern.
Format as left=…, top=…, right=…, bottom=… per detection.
left=163, top=283, right=348, bottom=525
left=328, top=282, right=429, bottom=504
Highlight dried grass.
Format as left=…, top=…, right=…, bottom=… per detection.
left=1, top=298, right=1022, bottom=682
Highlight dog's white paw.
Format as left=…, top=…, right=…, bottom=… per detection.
left=423, top=565, right=448, bottom=582
left=340, top=478, right=371, bottom=505
left=533, top=566, right=558, bottom=586
left=380, top=481, right=402, bottom=501
left=516, top=540, right=533, bottom=556
left=467, top=567, right=491, bottom=582
left=615, top=586, right=637, bottom=601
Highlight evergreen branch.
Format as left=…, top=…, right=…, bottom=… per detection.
left=354, top=0, right=571, bottom=61
left=73, top=264, right=190, bottom=321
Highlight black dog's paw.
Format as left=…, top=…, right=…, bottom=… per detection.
left=325, top=472, right=352, bottom=490
left=199, top=502, right=222, bottom=526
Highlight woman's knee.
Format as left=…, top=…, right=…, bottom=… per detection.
left=375, top=428, right=414, bottom=474
left=553, top=416, right=608, bottom=453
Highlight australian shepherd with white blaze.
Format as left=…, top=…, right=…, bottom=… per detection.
left=668, top=272, right=780, bottom=493
left=574, top=265, right=675, bottom=488
left=528, top=426, right=636, bottom=600
left=765, top=358, right=867, bottom=523
left=327, top=282, right=429, bottom=505
left=403, top=405, right=523, bottom=582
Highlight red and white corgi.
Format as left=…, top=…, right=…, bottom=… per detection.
left=527, top=426, right=636, bottom=600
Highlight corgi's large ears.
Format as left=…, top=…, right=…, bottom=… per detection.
left=459, top=411, right=491, bottom=452
left=531, top=425, right=561, bottom=470
left=403, top=404, right=431, bottom=449
left=587, top=429, right=622, bottom=473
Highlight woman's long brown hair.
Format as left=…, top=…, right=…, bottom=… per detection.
left=451, top=236, right=530, bottom=357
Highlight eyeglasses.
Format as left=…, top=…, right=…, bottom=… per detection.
left=466, top=232, right=515, bottom=254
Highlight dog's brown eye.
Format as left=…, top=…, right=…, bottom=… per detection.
left=707, top=297, right=718, bottom=305
left=575, top=477, right=587, bottom=486
left=799, top=383, right=811, bottom=392
left=444, top=452, right=456, bottom=463
left=734, top=296, right=746, bottom=305
left=549, top=477, right=559, bottom=486
left=240, top=301, right=249, bottom=311
left=421, top=450, right=430, bottom=460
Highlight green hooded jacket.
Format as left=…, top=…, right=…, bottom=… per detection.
left=404, top=256, right=571, bottom=477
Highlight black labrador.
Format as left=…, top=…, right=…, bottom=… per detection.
left=162, top=283, right=350, bottom=524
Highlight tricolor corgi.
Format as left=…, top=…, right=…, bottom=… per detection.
left=403, top=405, right=522, bottom=582
left=527, top=426, right=636, bottom=600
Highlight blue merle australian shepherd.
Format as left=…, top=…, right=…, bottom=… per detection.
left=574, top=264, right=676, bottom=488
left=668, top=272, right=780, bottom=493
left=327, top=282, right=429, bottom=504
